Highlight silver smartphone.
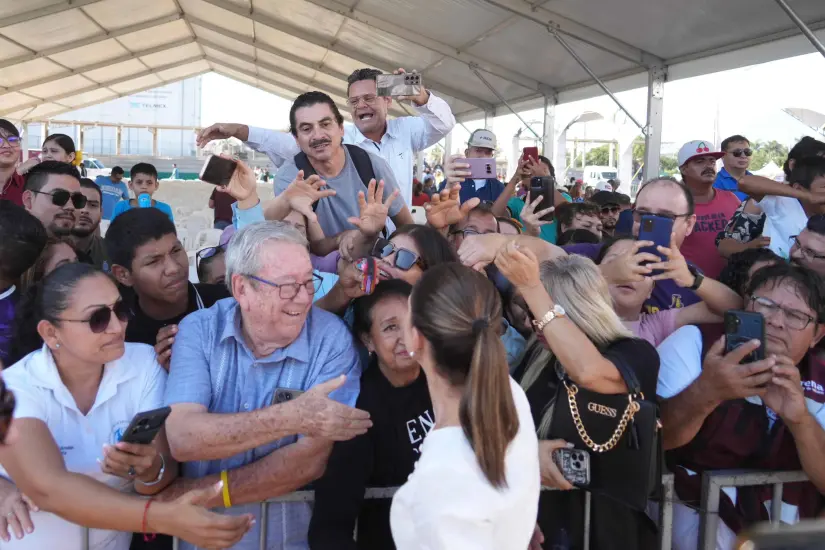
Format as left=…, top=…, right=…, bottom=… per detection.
left=553, top=448, right=591, bottom=486
left=376, top=73, right=422, bottom=97
left=271, top=388, right=305, bottom=406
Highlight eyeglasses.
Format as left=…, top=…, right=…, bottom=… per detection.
left=31, top=189, right=87, bottom=209
left=790, top=235, right=825, bottom=261
left=748, top=295, right=815, bottom=331
left=600, top=205, right=620, bottom=215
left=347, top=94, right=379, bottom=107
left=196, top=244, right=225, bottom=269
left=371, top=238, right=425, bottom=271
left=632, top=209, right=691, bottom=222
left=729, top=148, right=753, bottom=158
left=56, top=301, right=133, bottom=334
left=0, top=135, right=20, bottom=147
left=246, top=273, right=323, bottom=300
left=448, top=227, right=496, bottom=240
left=0, top=380, right=13, bottom=444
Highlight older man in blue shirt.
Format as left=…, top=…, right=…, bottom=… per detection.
left=714, top=135, right=752, bottom=201
left=164, top=221, right=370, bottom=550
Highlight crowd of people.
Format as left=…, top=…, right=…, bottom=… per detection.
left=0, top=65, right=823, bottom=550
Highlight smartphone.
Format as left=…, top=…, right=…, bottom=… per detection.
left=137, top=193, right=152, bottom=208
left=119, top=406, right=171, bottom=445
left=466, top=157, right=497, bottom=179
left=199, top=155, right=237, bottom=186
left=522, top=146, right=539, bottom=163
left=376, top=73, right=422, bottom=97
left=529, top=176, right=555, bottom=221
left=272, top=388, right=305, bottom=406
left=553, top=448, right=590, bottom=487
left=725, top=310, right=765, bottom=363
left=637, top=215, right=674, bottom=261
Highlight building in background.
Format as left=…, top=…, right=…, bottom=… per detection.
left=23, top=77, right=202, bottom=157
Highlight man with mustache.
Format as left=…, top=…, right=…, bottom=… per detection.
left=196, top=68, right=455, bottom=208
left=677, top=140, right=741, bottom=279
left=21, top=161, right=85, bottom=239
left=72, top=178, right=110, bottom=271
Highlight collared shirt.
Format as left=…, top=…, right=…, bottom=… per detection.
left=0, top=172, right=24, bottom=206
left=244, top=92, right=456, bottom=207
left=83, top=234, right=110, bottom=272
left=714, top=167, right=751, bottom=201
left=165, top=298, right=362, bottom=550
left=0, top=343, right=166, bottom=550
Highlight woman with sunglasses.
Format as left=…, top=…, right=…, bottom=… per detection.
left=15, top=134, right=80, bottom=177
left=500, top=245, right=659, bottom=550
left=0, top=263, right=253, bottom=549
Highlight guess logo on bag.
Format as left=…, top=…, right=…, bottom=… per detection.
left=587, top=402, right=617, bottom=418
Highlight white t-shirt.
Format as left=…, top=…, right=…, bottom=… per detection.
left=390, top=378, right=540, bottom=550
left=0, top=343, right=167, bottom=550
left=758, top=195, right=808, bottom=259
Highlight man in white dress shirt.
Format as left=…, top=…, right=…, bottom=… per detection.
left=196, top=68, right=456, bottom=208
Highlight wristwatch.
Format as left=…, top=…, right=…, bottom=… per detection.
left=138, top=454, right=166, bottom=486
left=532, top=304, right=566, bottom=331
left=688, top=265, right=704, bottom=291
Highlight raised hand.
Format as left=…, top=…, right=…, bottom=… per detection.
left=443, top=154, right=471, bottom=190
left=700, top=336, right=775, bottom=403
left=762, top=355, right=808, bottom=425
left=394, top=68, right=429, bottom=106
left=347, top=179, right=398, bottom=237
left=649, top=233, right=694, bottom=287
left=599, top=240, right=660, bottom=285
left=520, top=191, right=554, bottom=237
left=282, top=171, right=336, bottom=224
left=457, top=232, right=508, bottom=271
left=425, top=185, right=480, bottom=230
left=217, top=157, right=258, bottom=208
left=494, top=241, right=542, bottom=289
left=293, top=375, right=373, bottom=440
left=196, top=123, right=247, bottom=148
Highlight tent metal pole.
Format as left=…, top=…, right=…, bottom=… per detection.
left=470, top=65, right=542, bottom=140
left=550, top=29, right=645, bottom=132
left=775, top=0, right=825, bottom=59
left=643, top=65, right=667, bottom=181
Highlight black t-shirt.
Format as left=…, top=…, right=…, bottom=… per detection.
left=124, top=283, right=230, bottom=346
left=308, top=359, right=432, bottom=550
left=519, top=337, right=660, bottom=550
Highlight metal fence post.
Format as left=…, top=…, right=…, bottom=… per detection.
left=259, top=501, right=269, bottom=550
left=698, top=473, right=722, bottom=550
left=770, top=483, right=783, bottom=525
left=659, top=473, right=674, bottom=550
left=583, top=490, right=592, bottom=550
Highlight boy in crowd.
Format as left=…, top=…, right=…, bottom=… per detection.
left=105, top=208, right=228, bottom=369
left=111, top=162, right=174, bottom=223
left=96, top=165, right=128, bottom=220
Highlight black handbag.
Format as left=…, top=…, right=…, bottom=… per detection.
left=548, top=357, right=661, bottom=511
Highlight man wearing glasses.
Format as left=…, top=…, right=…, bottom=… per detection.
left=196, top=68, right=455, bottom=208
left=590, top=190, right=622, bottom=237
left=21, top=161, right=86, bottom=238
left=790, top=215, right=825, bottom=277
left=164, top=221, right=369, bottom=550
left=714, top=135, right=753, bottom=200
left=0, top=119, right=25, bottom=206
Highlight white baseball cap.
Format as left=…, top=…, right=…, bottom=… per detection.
left=677, top=140, right=725, bottom=167
left=595, top=181, right=613, bottom=192
left=468, top=129, right=497, bottom=150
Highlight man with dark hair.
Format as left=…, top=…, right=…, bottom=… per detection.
left=790, top=214, right=825, bottom=277
left=196, top=68, right=455, bottom=208
left=0, top=202, right=47, bottom=365
left=73, top=178, right=109, bottom=271
left=658, top=263, right=825, bottom=548
left=677, top=140, right=741, bottom=279
left=714, top=134, right=752, bottom=200
left=555, top=201, right=602, bottom=240
left=590, top=190, right=622, bottom=237
left=447, top=202, right=499, bottom=249
left=249, top=91, right=413, bottom=240
left=0, top=119, right=24, bottom=206
left=22, top=161, right=85, bottom=238
left=96, top=165, right=128, bottom=220
left=105, top=208, right=229, bottom=367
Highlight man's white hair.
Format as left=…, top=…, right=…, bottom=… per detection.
left=225, top=221, right=308, bottom=291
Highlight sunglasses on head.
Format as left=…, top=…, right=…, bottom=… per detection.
left=370, top=238, right=424, bottom=271
left=730, top=148, right=753, bottom=158
left=57, top=301, right=133, bottom=334
left=196, top=244, right=226, bottom=268
left=31, top=189, right=87, bottom=208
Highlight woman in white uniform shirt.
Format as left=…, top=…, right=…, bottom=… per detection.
left=391, top=263, right=540, bottom=549
left=0, top=263, right=253, bottom=549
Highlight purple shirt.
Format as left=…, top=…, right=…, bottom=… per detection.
left=562, top=244, right=701, bottom=313
left=0, top=286, right=17, bottom=366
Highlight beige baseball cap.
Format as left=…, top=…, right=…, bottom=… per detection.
left=468, top=129, right=497, bottom=150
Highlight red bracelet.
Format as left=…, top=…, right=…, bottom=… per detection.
left=142, top=497, right=157, bottom=542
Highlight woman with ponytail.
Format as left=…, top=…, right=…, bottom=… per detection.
left=390, top=262, right=539, bottom=549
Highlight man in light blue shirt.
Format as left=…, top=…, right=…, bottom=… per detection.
left=164, top=221, right=369, bottom=550
left=95, top=165, right=128, bottom=220
left=713, top=134, right=752, bottom=201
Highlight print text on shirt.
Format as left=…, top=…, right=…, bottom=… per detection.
left=407, top=409, right=434, bottom=454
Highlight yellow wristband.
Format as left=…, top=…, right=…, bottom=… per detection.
left=220, top=470, right=232, bottom=508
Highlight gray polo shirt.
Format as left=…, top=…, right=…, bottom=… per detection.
left=273, top=146, right=403, bottom=237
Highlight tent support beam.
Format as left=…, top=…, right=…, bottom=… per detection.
left=470, top=66, right=542, bottom=141
left=542, top=95, right=556, bottom=156
left=642, top=65, right=667, bottom=182
left=774, top=0, right=825, bottom=59
left=550, top=28, right=645, bottom=132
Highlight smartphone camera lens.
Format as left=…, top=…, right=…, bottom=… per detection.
left=643, top=219, right=653, bottom=231
left=485, top=164, right=492, bottom=175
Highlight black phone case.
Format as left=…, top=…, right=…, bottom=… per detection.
left=119, top=406, right=171, bottom=445
left=272, top=388, right=305, bottom=406
left=530, top=176, right=555, bottom=221
left=724, top=310, right=766, bottom=363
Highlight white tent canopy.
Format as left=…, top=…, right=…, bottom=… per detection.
left=1, top=0, right=824, bottom=175
left=753, top=160, right=785, bottom=181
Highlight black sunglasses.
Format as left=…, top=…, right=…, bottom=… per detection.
left=371, top=238, right=424, bottom=271
left=31, top=189, right=87, bottom=208
left=600, top=205, right=620, bottom=215
left=56, top=301, right=133, bottom=334
left=0, top=380, right=14, bottom=444
left=730, top=148, right=753, bottom=158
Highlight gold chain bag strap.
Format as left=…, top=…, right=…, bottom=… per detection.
left=564, top=381, right=641, bottom=453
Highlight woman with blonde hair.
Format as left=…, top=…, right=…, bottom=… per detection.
left=499, top=245, right=660, bottom=550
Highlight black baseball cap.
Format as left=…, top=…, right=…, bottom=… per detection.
left=590, top=191, right=621, bottom=207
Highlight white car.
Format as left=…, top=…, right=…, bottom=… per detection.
left=81, top=158, right=111, bottom=179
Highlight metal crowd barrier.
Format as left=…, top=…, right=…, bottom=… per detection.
left=80, top=478, right=677, bottom=550
left=697, top=469, right=809, bottom=550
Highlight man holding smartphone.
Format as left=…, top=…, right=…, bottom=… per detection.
left=439, top=129, right=508, bottom=204
left=196, top=68, right=455, bottom=208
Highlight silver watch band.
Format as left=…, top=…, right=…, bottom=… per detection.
left=137, top=454, right=166, bottom=486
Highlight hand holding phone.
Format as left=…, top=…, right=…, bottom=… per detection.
left=199, top=155, right=238, bottom=187
left=529, top=176, right=555, bottom=221
left=724, top=310, right=766, bottom=363
left=376, top=73, right=422, bottom=97
left=522, top=146, right=539, bottom=164
left=553, top=448, right=590, bottom=486
left=465, top=158, right=497, bottom=179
